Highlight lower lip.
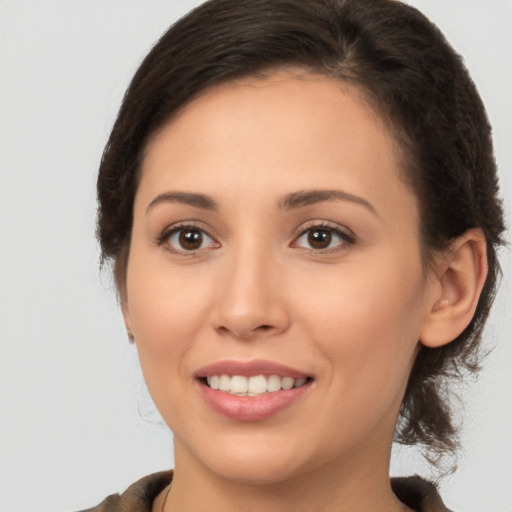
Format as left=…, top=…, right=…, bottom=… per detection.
left=198, top=381, right=312, bottom=421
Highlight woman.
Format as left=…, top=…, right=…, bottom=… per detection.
left=88, top=0, right=505, bottom=510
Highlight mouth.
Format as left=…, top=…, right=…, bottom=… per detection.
left=195, top=360, right=314, bottom=421
left=200, top=374, right=312, bottom=396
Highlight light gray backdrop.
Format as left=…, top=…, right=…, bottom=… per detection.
left=0, top=1, right=510, bottom=511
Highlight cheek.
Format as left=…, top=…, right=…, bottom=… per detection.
left=126, top=277, right=211, bottom=436
left=287, top=261, right=426, bottom=450
left=126, top=247, right=211, bottom=344
left=296, top=254, right=427, bottom=391
left=124, top=254, right=213, bottom=405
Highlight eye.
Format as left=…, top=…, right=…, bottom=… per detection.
left=293, top=224, right=354, bottom=252
left=163, top=225, right=219, bottom=253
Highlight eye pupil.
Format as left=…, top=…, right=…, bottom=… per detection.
left=308, top=229, right=331, bottom=249
left=179, top=229, right=203, bottom=250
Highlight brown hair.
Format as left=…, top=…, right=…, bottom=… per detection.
left=97, top=0, right=505, bottom=468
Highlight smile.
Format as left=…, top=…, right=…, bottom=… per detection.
left=205, top=374, right=309, bottom=396
left=196, top=360, right=314, bottom=421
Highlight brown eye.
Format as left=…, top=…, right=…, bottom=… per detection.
left=308, top=229, right=332, bottom=249
left=294, top=224, right=351, bottom=252
left=179, top=229, right=203, bottom=250
left=165, top=226, right=218, bottom=252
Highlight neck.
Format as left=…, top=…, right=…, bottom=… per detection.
left=163, top=441, right=410, bottom=512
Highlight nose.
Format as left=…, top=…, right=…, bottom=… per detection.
left=210, top=245, right=290, bottom=341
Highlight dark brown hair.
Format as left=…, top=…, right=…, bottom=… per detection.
left=97, top=0, right=505, bottom=468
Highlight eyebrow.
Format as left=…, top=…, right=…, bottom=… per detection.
left=146, top=188, right=377, bottom=216
left=146, top=192, right=218, bottom=214
left=279, top=189, right=377, bottom=215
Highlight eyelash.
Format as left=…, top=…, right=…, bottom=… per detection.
left=156, top=221, right=356, bottom=254
left=292, top=222, right=356, bottom=253
left=156, top=223, right=218, bottom=254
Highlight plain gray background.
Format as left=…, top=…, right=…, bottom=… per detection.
left=0, top=1, right=510, bottom=511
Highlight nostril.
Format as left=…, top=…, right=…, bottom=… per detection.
left=215, top=322, right=284, bottom=341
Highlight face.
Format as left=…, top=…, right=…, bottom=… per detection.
left=123, top=71, right=438, bottom=485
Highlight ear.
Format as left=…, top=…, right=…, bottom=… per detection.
left=121, top=297, right=135, bottom=342
left=420, top=228, right=488, bottom=348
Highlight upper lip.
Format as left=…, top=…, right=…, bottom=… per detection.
left=195, top=359, right=311, bottom=379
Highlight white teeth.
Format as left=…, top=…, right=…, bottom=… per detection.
left=219, top=374, right=230, bottom=391
left=248, top=375, right=267, bottom=394
left=281, top=376, right=294, bottom=390
left=294, top=378, right=306, bottom=388
left=230, top=375, right=248, bottom=394
left=266, top=374, right=282, bottom=392
left=208, top=375, right=219, bottom=390
left=205, top=374, right=309, bottom=395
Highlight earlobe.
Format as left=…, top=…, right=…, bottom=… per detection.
left=420, top=228, right=488, bottom=348
left=121, top=300, right=135, bottom=342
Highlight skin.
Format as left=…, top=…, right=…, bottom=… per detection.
left=122, top=71, right=487, bottom=511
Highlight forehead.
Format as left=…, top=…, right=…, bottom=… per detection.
left=147, top=71, right=390, bottom=151
left=138, top=71, right=417, bottom=223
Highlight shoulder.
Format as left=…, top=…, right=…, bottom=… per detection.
left=77, top=471, right=449, bottom=511
left=391, top=475, right=453, bottom=512
left=77, top=470, right=173, bottom=512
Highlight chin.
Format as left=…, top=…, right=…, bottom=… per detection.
left=208, top=455, right=308, bottom=486
left=179, top=430, right=314, bottom=486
